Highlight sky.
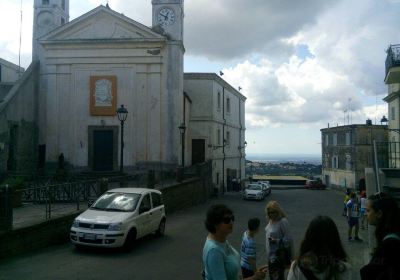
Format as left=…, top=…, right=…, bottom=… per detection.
left=1, top=0, right=399, bottom=156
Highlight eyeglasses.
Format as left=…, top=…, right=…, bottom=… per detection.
left=222, top=215, right=235, bottom=224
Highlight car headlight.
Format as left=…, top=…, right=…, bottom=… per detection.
left=72, top=219, right=80, bottom=228
left=108, top=223, right=123, bottom=231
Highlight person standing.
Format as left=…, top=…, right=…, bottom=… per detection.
left=360, top=192, right=367, bottom=230
left=360, top=193, right=400, bottom=280
left=202, top=204, right=267, bottom=280
left=240, top=218, right=261, bottom=278
left=265, top=201, right=293, bottom=280
left=346, top=192, right=362, bottom=241
left=287, top=215, right=351, bottom=280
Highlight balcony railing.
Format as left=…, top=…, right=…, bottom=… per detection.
left=385, top=44, right=400, bottom=77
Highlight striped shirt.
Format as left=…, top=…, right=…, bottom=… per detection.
left=240, top=231, right=256, bottom=271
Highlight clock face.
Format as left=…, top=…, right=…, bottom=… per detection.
left=157, top=8, right=175, bottom=26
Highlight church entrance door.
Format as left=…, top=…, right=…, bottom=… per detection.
left=192, top=139, right=205, bottom=164
left=93, top=130, right=114, bottom=171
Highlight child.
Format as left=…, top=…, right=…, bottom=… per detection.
left=347, top=192, right=362, bottom=241
left=241, top=218, right=261, bottom=278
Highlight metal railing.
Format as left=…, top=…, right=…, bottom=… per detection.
left=385, top=44, right=400, bottom=77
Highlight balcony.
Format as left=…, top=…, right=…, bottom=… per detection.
left=385, top=44, right=400, bottom=84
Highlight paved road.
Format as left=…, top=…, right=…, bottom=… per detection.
left=0, top=189, right=369, bottom=280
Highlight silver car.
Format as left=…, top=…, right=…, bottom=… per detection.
left=243, top=184, right=265, bottom=200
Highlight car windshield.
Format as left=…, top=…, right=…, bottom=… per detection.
left=248, top=185, right=261, bottom=190
left=91, top=192, right=141, bottom=212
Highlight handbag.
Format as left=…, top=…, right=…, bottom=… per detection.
left=275, top=221, right=292, bottom=266
left=276, top=238, right=291, bottom=266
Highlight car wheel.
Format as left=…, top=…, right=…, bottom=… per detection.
left=156, top=219, right=166, bottom=237
left=123, top=228, right=137, bottom=251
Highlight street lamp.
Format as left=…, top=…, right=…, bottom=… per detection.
left=179, top=123, right=186, bottom=167
left=117, top=104, right=128, bottom=173
left=238, top=141, right=247, bottom=150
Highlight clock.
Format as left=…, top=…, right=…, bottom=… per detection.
left=157, top=8, right=175, bottom=26
left=37, top=11, right=55, bottom=27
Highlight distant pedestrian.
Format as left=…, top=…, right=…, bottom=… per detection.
left=342, top=189, right=350, bottom=216
left=240, top=218, right=261, bottom=278
left=287, top=215, right=351, bottom=280
left=360, top=192, right=400, bottom=280
left=202, top=204, right=267, bottom=280
left=265, top=201, right=293, bottom=280
left=360, top=192, right=367, bottom=230
left=346, top=192, right=362, bottom=241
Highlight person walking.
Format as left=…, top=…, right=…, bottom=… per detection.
left=360, top=193, right=400, bottom=280
left=265, top=201, right=293, bottom=280
left=346, top=192, right=362, bottom=241
left=287, top=215, right=351, bottom=280
left=240, top=218, right=261, bottom=278
left=202, top=204, right=267, bottom=280
left=359, top=192, right=367, bottom=230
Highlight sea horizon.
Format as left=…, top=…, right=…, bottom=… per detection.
left=246, top=153, right=322, bottom=164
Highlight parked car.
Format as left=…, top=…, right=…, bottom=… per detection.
left=70, top=188, right=166, bottom=249
left=304, top=180, right=326, bottom=190
left=258, top=181, right=272, bottom=197
left=243, top=184, right=265, bottom=200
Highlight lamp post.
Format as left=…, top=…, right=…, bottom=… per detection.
left=179, top=123, right=186, bottom=167
left=116, top=104, right=128, bottom=173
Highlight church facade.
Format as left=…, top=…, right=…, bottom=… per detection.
left=0, top=0, right=246, bottom=190
left=33, top=0, right=184, bottom=171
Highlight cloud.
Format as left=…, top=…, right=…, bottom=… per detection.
left=184, top=0, right=336, bottom=61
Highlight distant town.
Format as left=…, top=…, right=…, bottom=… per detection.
left=245, top=159, right=322, bottom=178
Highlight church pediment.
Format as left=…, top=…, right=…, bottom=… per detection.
left=41, top=5, right=165, bottom=42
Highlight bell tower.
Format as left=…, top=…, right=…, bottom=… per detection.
left=32, top=0, right=69, bottom=61
left=152, top=0, right=184, bottom=42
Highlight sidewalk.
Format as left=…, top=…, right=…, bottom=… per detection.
left=12, top=202, right=87, bottom=229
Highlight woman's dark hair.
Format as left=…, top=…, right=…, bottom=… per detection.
left=368, top=193, right=400, bottom=246
left=298, top=216, right=347, bottom=278
left=205, top=204, right=233, bottom=234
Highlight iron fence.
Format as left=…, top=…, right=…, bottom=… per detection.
left=385, top=44, right=400, bottom=77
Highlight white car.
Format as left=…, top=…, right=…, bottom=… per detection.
left=243, top=184, right=265, bottom=200
left=70, top=188, right=166, bottom=249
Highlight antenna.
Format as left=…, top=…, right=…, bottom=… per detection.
left=18, top=0, right=23, bottom=77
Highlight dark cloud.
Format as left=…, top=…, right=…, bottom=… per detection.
left=184, top=0, right=336, bottom=60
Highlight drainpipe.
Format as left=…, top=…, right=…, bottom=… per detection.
left=238, top=97, right=242, bottom=181
left=222, top=86, right=226, bottom=193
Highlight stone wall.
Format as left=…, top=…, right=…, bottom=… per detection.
left=0, top=62, right=39, bottom=175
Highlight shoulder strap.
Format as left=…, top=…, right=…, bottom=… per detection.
left=383, top=233, right=400, bottom=241
left=299, top=266, right=319, bottom=280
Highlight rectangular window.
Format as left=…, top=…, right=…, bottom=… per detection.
left=61, top=18, right=65, bottom=25
left=42, top=0, right=49, bottom=5
left=391, top=107, right=396, bottom=121
left=217, top=129, right=221, bottom=145
left=226, top=98, right=231, bottom=113
left=325, top=134, right=329, bottom=146
left=217, top=91, right=221, bottom=109
left=62, top=0, right=65, bottom=10
left=345, top=154, right=352, bottom=170
left=332, top=155, right=338, bottom=169
left=333, top=133, right=337, bottom=146
left=345, top=132, right=350, bottom=145
left=226, top=131, right=230, bottom=145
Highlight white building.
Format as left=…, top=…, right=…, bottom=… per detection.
left=184, top=73, right=246, bottom=192
left=0, top=58, right=24, bottom=83
left=32, top=0, right=184, bottom=171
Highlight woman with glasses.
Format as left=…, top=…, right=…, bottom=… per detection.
left=202, top=204, right=267, bottom=280
left=265, top=201, right=293, bottom=280
left=360, top=192, right=400, bottom=280
left=287, top=215, right=351, bottom=280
